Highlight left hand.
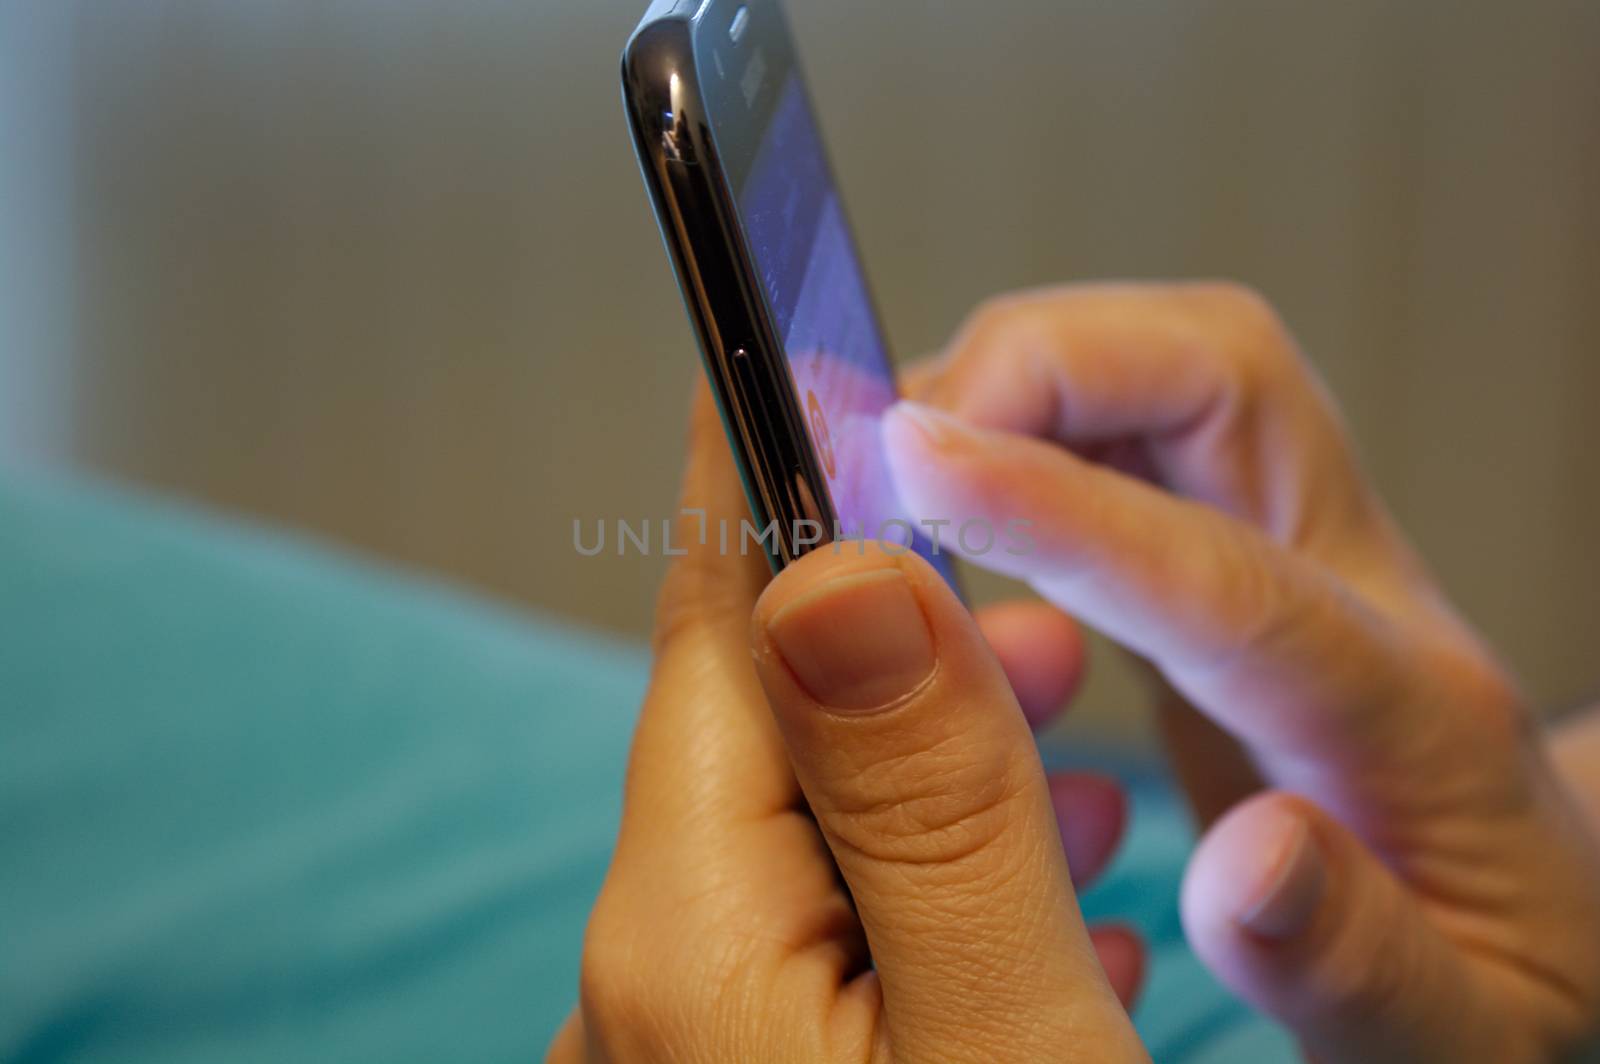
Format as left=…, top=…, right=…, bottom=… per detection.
left=548, top=388, right=1147, bottom=1063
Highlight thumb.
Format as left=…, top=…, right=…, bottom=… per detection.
left=1180, top=793, right=1501, bottom=1064
left=750, top=547, right=1142, bottom=1062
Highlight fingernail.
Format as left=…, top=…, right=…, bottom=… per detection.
left=1236, top=811, right=1325, bottom=939
left=766, top=568, right=936, bottom=712
left=887, top=400, right=972, bottom=449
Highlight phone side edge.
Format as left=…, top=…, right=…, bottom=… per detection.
left=621, top=15, right=838, bottom=573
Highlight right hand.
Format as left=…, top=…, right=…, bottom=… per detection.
left=890, top=281, right=1600, bottom=1063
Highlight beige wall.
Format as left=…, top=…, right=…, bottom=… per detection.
left=8, top=1, right=1597, bottom=725
left=0, top=4, right=76, bottom=463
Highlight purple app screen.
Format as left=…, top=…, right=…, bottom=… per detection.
left=736, top=75, right=957, bottom=583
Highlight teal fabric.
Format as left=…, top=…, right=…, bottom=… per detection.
left=0, top=474, right=1296, bottom=1062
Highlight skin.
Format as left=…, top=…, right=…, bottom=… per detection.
left=1554, top=709, right=1600, bottom=832
left=555, top=282, right=1600, bottom=1062
left=549, top=389, right=1147, bottom=1064
left=890, top=281, right=1600, bottom=1062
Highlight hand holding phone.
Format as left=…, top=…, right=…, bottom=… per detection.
left=549, top=382, right=1149, bottom=1063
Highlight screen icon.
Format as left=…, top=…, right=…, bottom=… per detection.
left=805, top=389, right=837, bottom=479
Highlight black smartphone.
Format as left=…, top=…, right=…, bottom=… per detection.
left=622, top=0, right=957, bottom=585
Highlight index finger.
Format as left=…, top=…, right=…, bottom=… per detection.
left=921, top=282, right=1399, bottom=575
left=580, top=387, right=857, bottom=1059
left=881, top=401, right=1422, bottom=767
left=618, top=384, right=795, bottom=845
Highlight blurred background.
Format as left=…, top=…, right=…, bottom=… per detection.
left=3, top=1, right=1597, bottom=738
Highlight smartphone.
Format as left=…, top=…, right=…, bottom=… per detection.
left=622, top=0, right=958, bottom=585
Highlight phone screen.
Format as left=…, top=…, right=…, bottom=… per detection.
left=735, top=74, right=958, bottom=584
